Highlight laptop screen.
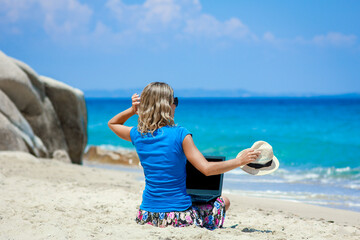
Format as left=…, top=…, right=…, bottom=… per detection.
left=186, top=156, right=225, bottom=190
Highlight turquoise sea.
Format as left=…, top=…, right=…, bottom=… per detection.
left=85, top=97, right=360, bottom=212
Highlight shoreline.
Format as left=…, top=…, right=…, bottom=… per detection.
left=83, top=154, right=360, bottom=213
left=84, top=160, right=360, bottom=226
left=1, top=151, right=359, bottom=239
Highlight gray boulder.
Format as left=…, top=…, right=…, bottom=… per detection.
left=0, top=113, right=31, bottom=153
left=0, top=51, right=42, bottom=116
left=11, top=57, right=46, bottom=101
left=84, top=146, right=140, bottom=166
left=22, top=96, right=68, bottom=157
left=52, top=149, right=72, bottom=164
left=0, top=51, right=87, bottom=164
left=0, top=90, right=47, bottom=157
left=40, top=76, right=87, bottom=164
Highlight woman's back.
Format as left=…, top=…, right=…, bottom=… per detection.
left=108, top=82, right=255, bottom=228
left=130, top=125, right=193, bottom=212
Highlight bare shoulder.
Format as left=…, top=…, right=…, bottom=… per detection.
left=182, top=134, right=194, bottom=147
left=182, top=134, right=199, bottom=156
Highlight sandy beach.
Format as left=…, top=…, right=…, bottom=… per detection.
left=1, top=151, right=359, bottom=240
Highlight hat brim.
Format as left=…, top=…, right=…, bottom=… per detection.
left=237, top=150, right=280, bottom=176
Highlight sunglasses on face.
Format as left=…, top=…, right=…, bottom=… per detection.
left=173, top=97, right=178, bottom=107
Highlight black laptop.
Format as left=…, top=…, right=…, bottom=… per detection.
left=186, top=155, right=225, bottom=203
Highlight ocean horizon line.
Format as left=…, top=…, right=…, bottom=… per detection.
left=84, top=95, right=360, bottom=99
left=83, top=89, right=360, bottom=99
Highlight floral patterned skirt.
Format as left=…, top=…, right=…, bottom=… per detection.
left=135, top=197, right=226, bottom=230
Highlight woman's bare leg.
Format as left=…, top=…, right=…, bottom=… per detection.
left=221, top=195, right=230, bottom=211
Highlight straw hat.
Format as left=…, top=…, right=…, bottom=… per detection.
left=237, top=141, right=279, bottom=176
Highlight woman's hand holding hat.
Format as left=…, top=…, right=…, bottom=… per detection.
left=236, top=148, right=261, bottom=166
left=237, top=141, right=280, bottom=176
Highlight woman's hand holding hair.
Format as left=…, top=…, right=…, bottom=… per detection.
left=131, top=93, right=141, bottom=115
left=108, top=94, right=139, bottom=141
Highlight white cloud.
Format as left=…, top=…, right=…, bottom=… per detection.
left=41, top=0, right=93, bottom=36
left=183, top=14, right=220, bottom=36
left=0, top=0, right=93, bottom=37
left=142, top=0, right=181, bottom=26
left=106, top=0, right=183, bottom=33
left=312, top=32, right=357, bottom=47
left=1, top=0, right=357, bottom=50
left=106, top=0, right=255, bottom=41
left=263, top=31, right=275, bottom=42
left=0, top=0, right=30, bottom=23
left=183, top=15, right=253, bottom=41
left=262, top=31, right=357, bottom=48
left=223, top=18, right=253, bottom=40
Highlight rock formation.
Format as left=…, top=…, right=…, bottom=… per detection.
left=0, top=51, right=87, bottom=164
left=84, top=146, right=140, bottom=167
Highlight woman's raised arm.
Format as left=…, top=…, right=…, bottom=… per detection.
left=182, top=134, right=260, bottom=176
left=108, top=93, right=140, bottom=142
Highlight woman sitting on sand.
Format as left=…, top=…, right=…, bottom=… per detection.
left=108, top=82, right=260, bottom=230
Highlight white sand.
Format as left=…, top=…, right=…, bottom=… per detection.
left=1, top=151, right=359, bottom=240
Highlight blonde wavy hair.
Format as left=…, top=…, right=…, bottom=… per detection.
left=137, top=82, right=177, bottom=136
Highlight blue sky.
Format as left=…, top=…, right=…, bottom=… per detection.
left=1, top=0, right=359, bottom=95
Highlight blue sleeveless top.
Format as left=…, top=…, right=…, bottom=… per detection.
left=130, top=125, right=193, bottom=212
